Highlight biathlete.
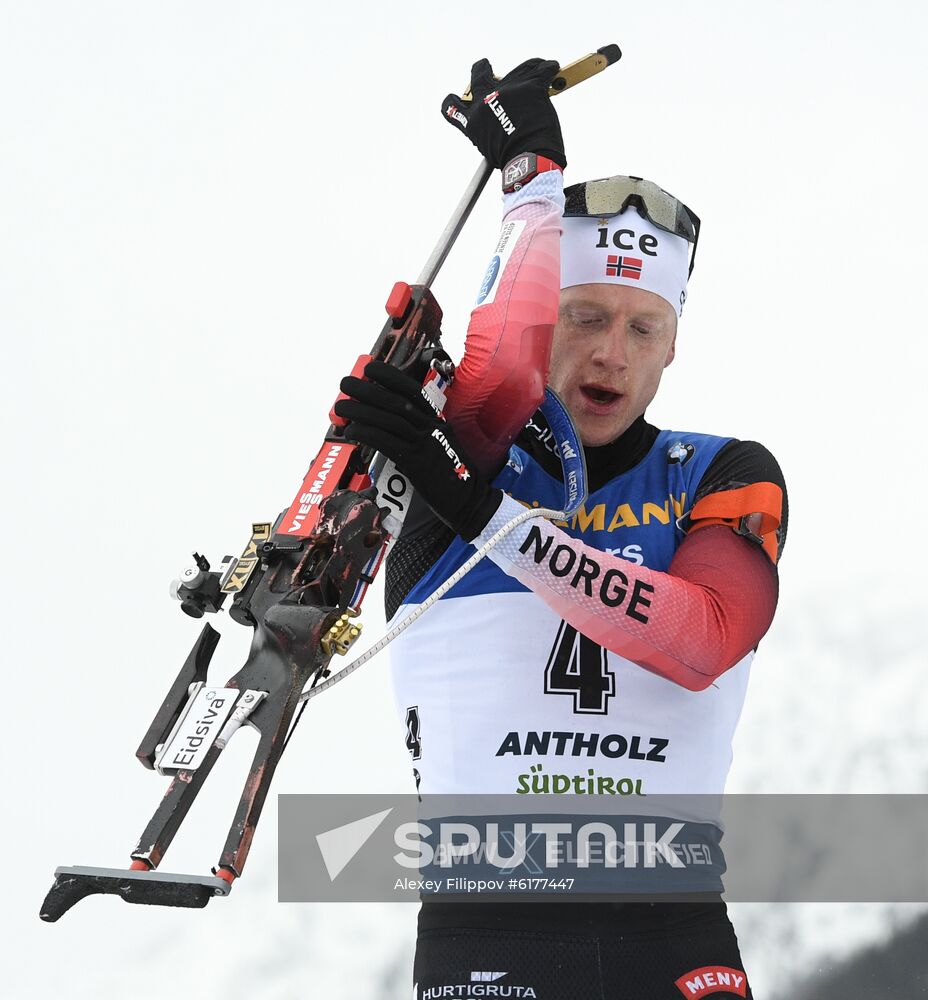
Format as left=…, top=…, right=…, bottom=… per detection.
left=336, top=56, right=787, bottom=1000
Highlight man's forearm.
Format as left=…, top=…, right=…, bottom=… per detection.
left=444, top=170, right=564, bottom=472
left=477, top=493, right=779, bottom=691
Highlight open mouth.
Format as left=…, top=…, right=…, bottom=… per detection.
left=580, top=385, right=621, bottom=406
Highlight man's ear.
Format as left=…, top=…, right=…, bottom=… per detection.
left=664, top=331, right=677, bottom=368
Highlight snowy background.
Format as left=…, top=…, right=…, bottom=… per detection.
left=3, top=1, right=927, bottom=997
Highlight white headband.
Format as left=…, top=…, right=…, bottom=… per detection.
left=560, top=208, right=691, bottom=316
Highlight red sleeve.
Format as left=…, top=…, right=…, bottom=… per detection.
left=444, top=173, right=563, bottom=473
left=478, top=495, right=779, bottom=691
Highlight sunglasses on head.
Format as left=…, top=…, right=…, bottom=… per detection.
left=564, top=175, right=701, bottom=278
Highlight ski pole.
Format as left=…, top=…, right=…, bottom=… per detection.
left=416, top=45, right=621, bottom=290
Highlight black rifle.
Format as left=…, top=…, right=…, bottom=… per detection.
left=40, top=45, right=620, bottom=922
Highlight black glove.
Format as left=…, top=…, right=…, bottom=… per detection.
left=441, top=57, right=566, bottom=170
left=334, top=361, right=502, bottom=542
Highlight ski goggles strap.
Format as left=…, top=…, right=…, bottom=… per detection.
left=564, top=175, right=701, bottom=278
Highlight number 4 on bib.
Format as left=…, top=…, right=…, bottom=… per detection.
left=544, top=622, right=615, bottom=714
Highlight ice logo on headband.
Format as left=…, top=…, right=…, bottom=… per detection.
left=595, top=219, right=661, bottom=254
left=560, top=211, right=690, bottom=316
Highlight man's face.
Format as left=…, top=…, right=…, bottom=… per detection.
left=548, top=283, right=677, bottom=447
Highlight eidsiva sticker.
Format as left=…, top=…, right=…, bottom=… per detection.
left=155, top=686, right=238, bottom=774
left=475, top=220, right=526, bottom=306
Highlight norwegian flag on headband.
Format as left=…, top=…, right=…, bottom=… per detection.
left=606, top=254, right=643, bottom=280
